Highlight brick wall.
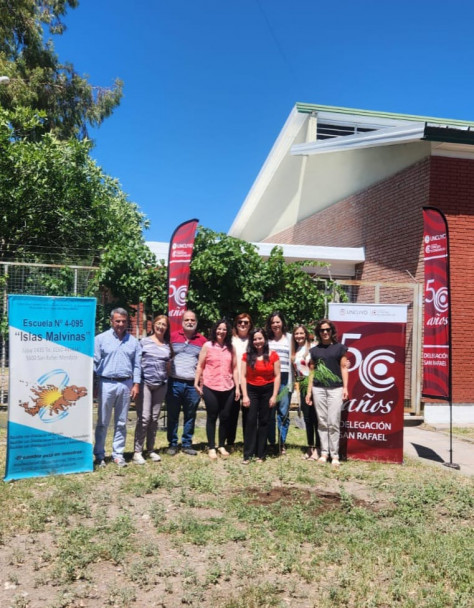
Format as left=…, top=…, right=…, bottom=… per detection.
left=268, top=156, right=474, bottom=404
left=430, top=157, right=474, bottom=403
left=267, top=158, right=430, bottom=283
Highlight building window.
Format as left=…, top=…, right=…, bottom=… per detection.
left=317, top=122, right=374, bottom=140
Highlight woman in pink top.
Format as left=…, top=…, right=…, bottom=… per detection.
left=195, top=320, right=240, bottom=459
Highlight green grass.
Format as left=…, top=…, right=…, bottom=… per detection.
left=0, top=417, right=472, bottom=607
left=452, top=426, right=474, bottom=441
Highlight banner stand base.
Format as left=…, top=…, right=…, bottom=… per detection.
left=443, top=462, right=460, bottom=470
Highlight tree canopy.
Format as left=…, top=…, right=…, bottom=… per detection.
left=185, top=227, right=343, bottom=333
left=0, top=0, right=122, bottom=139
left=0, top=1, right=154, bottom=331
left=0, top=107, right=145, bottom=263
left=0, top=3, right=342, bottom=335
left=93, top=226, right=343, bottom=335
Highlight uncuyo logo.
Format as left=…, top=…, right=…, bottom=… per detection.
left=425, top=279, right=448, bottom=314
left=358, top=349, right=396, bottom=392
left=342, top=332, right=399, bottom=414
left=343, top=333, right=395, bottom=393
left=432, top=287, right=448, bottom=313
left=169, top=279, right=187, bottom=307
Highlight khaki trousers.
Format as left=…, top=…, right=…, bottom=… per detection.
left=311, top=386, right=343, bottom=458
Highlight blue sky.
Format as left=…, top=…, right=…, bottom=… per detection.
left=54, top=0, right=474, bottom=243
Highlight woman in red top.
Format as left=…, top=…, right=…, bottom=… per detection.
left=241, top=328, right=280, bottom=463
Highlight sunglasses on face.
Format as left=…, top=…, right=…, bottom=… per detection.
left=238, top=321, right=249, bottom=326
left=319, top=328, right=332, bottom=334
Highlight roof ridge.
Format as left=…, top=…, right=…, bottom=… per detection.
left=296, top=102, right=474, bottom=127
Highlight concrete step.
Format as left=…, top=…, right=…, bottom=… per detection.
left=404, top=414, right=424, bottom=427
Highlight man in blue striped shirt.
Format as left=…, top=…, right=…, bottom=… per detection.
left=94, top=308, right=141, bottom=467
left=166, top=310, right=206, bottom=455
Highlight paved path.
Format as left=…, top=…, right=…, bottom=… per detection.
left=403, top=425, right=474, bottom=477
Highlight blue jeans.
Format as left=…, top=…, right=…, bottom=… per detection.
left=94, top=378, right=132, bottom=460
left=166, top=378, right=200, bottom=448
left=268, top=372, right=291, bottom=446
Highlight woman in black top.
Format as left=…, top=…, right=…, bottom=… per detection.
left=306, top=319, right=348, bottom=468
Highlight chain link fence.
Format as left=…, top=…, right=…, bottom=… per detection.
left=0, top=261, right=98, bottom=405
left=0, top=264, right=421, bottom=412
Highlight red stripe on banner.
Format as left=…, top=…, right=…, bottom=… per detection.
left=167, top=219, right=199, bottom=334
left=422, top=207, right=451, bottom=400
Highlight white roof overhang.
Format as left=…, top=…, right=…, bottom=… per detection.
left=229, top=106, right=307, bottom=238
left=291, top=121, right=474, bottom=159
left=147, top=241, right=364, bottom=279
left=255, top=242, right=365, bottom=278
left=291, top=123, right=426, bottom=156
left=146, top=241, right=169, bottom=262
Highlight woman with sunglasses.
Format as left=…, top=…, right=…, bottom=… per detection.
left=229, top=313, right=254, bottom=448
left=306, top=319, right=348, bottom=469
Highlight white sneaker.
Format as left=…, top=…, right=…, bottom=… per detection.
left=208, top=449, right=218, bottom=460
left=148, top=451, right=161, bottom=462
left=132, top=452, right=146, bottom=465
left=113, top=456, right=127, bottom=468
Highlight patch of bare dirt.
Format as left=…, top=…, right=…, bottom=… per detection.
left=245, top=485, right=311, bottom=505
left=242, top=484, right=383, bottom=514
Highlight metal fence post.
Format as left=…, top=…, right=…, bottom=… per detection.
left=1, top=263, right=9, bottom=406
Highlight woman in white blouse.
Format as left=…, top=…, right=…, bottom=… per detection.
left=291, top=325, right=319, bottom=460
left=265, top=311, right=293, bottom=454
left=229, top=313, right=254, bottom=448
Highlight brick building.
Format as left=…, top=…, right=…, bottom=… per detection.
left=229, top=103, right=474, bottom=422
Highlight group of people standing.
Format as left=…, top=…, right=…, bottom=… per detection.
left=93, top=308, right=348, bottom=469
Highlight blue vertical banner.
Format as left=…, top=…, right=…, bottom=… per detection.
left=5, top=295, right=96, bottom=481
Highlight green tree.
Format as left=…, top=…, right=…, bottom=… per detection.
left=0, top=2, right=153, bottom=334
left=257, top=245, right=334, bottom=327
left=93, top=240, right=168, bottom=331
left=0, top=107, right=161, bottom=331
left=188, top=226, right=265, bottom=324
left=0, top=0, right=122, bottom=139
left=0, top=107, right=145, bottom=263
left=187, top=227, right=343, bottom=333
